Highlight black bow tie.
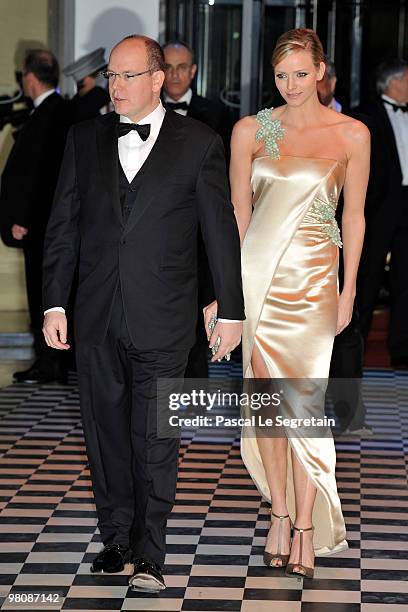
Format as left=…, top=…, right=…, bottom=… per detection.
left=117, top=122, right=151, bottom=140
left=166, top=101, right=189, bottom=111
left=383, top=99, right=408, bottom=113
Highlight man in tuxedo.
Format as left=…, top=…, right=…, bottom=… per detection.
left=163, top=40, right=232, bottom=379
left=0, top=49, right=71, bottom=384
left=162, top=40, right=231, bottom=151
left=42, top=35, right=244, bottom=592
left=357, top=59, right=408, bottom=369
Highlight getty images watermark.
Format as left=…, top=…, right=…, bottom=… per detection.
left=157, top=379, right=340, bottom=438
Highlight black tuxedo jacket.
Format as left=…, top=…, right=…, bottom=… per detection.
left=0, top=92, right=72, bottom=247
left=188, top=93, right=232, bottom=311
left=43, top=109, right=244, bottom=350
left=187, top=93, right=232, bottom=152
left=360, top=98, right=403, bottom=220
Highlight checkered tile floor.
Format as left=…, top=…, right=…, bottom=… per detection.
left=0, top=366, right=407, bottom=611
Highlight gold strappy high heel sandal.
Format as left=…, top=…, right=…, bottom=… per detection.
left=263, top=511, right=292, bottom=568
left=285, top=525, right=315, bottom=579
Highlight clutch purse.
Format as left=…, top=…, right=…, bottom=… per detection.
left=208, top=314, right=231, bottom=361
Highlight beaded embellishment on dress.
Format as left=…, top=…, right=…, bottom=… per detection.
left=255, top=108, right=285, bottom=160
left=307, top=192, right=343, bottom=247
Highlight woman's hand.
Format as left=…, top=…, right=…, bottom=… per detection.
left=336, top=291, right=355, bottom=335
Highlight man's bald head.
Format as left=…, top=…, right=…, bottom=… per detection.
left=111, top=35, right=165, bottom=73
left=162, top=40, right=197, bottom=101
left=108, top=35, right=165, bottom=122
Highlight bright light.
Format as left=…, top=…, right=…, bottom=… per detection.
left=209, top=0, right=215, bottom=5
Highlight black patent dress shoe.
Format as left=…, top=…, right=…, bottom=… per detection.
left=13, top=365, right=67, bottom=384
left=90, top=544, right=132, bottom=573
left=129, top=558, right=166, bottom=592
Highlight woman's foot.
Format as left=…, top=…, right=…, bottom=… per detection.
left=264, top=511, right=292, bottom=568
left=286, top=525, right=315, bottom=578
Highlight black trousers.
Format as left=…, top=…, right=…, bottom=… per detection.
left=76, top=289, right=188, bottom=567
left=329, top=308, right=366, bottom=429
left=358, top=191, right=408, bottom=359
left=184, top=317, right=209, bottom=378
left=23, top=235, right=46, bottom=357
left=23, top=233, right=70, bottom=375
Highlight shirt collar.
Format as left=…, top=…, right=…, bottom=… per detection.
left=120, top=100, right=166, bottom=125
left=382, top=93, right=407, bottom=108
left=33, top=88, right=56, bottom=108
left=164, top=88, right=193, bottom=106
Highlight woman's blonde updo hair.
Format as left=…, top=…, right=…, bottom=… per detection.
left=271, top=28, right=324, bottom=69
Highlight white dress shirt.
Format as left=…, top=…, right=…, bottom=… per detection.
left=118, top=101, right=165, bottom=182
left=33, top=88, right=56, bottom=108
left=382, top=94, right=408, bottom=186
left=45, top=100, right=239, bottom=322
left=163, top=88, right=193, bottom=116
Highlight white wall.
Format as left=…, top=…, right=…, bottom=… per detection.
left=0, top=0, right=48, bottom=94
left=74, top=0, right=160, bottom=60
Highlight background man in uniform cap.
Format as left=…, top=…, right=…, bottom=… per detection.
left=64, top=48, right=110, bottom=123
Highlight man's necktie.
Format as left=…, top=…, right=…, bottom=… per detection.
left=166, top=101, right=189, bottom=111
left=117, top=123, right=151, bottom=140
left=383, top=100, right=408, bottom=113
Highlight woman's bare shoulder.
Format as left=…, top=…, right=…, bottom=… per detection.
left=233, top=106, right=286, bottom=139
left=333, top=112, right=370, bottom=144
left=233, top=115, right=258, bottom=138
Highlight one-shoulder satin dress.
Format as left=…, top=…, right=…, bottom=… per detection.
left=240, top=109, right=348, bottom=556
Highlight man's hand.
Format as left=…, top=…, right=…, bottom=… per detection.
left=11, top=224, right=28, bottom=240
left=43, top=312, right=70, bottom=350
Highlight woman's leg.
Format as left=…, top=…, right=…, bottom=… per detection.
left=252, top=343, right=290, bottom=566
left=289, top=449, right=316, bottom=572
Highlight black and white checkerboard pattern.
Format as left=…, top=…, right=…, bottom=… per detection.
left=0, top=366, right=407, bottom=611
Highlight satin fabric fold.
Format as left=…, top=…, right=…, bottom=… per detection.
left=241, top=155, right=348, bottom=556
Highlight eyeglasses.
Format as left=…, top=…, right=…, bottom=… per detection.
left=100, top=69, right=152, bottom=81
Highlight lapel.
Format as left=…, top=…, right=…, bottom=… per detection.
left=187, top=93, right=207, bottom=122
left=122, top=109, right=186, bottom=237
left=6, top=94, right=61, bottom=173
left=376, top=99, right=402, bottom=178
left=96, top=112, right=122, bottom=225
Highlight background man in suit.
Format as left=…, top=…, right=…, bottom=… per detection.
left=63, top=48, right=111, bottom=123
left=317, top=59, right=371, bottom=436
left=162, top=40, right=231, bottom=150
left=316, top=57, right=342, bottom=111
left=42, top=35, right=244, bottom=592
left=0, top=49, right=71, bottom=384
left=357, top=59, right=408, bottom=369
left=162, top=40, right=232, bottom=378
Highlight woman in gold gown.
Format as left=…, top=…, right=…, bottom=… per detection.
left=230, top=29, right=370, bottom=578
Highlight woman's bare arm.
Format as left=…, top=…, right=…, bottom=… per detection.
left=229, top=117, right=257, bottom=244
left=337, top=120, right=371, bottom=333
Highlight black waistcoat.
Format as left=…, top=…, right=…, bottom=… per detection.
left=118, top=159, right=144, bottom=223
